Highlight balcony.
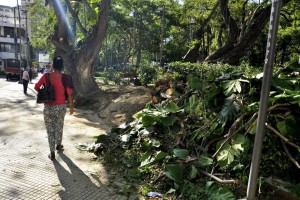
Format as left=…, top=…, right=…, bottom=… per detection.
left=0, top=36, right=14, bottom=43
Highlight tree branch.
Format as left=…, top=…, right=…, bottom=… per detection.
left=65, top=0, right=88, bottom=35
left=281, top=139, right=300, bottom=169
left=212, top=112, right=257, bottom=158
left=265, top=123, right=300, bottom=150
left=82, top=0, right=97, bottom=19
left=204, top=0, right=239, bottom=62
left=183, top=1, right=219, bottom=62
left=198, top=169, right=238, bottom=184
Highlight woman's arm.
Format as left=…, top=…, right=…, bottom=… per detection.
left=68, top=94, right=74, bottom=115
left=34, top=74, right=46, bottom=91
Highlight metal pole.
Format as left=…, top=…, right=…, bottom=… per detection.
left=246, top=0, right=282, bottom=199
left=16, top=0, right=23, bottom=83
left=14, top=7, right=18, bottom=60
left=24, top=10, right=29, bottom=68
left=17, top=1, right=22, bottom=65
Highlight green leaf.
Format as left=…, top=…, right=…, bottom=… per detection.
left=187, top=165, right=198, bottom=180
left=276, top=115, right=300, bottom=138
left=159, top=116, right=177, bottom=126
left=142, top=115, right=156, bottom=126
left=185, top=95, right=201, bottom=113
left=206, top=182, right=235, bottom=200
left=197, top=156, right=214, bottom=167
left=165, top=164, right=184, bottom=182
left=140, top=151, right=153, bottom=167
left=151, top=139, right=161, bottom=148
left=216, top=134, right=246, bottom=167
left=173, top=148, right=189, bottom=159
left=217, top=95, right=240, bottom=122
left=208, top=187, right=235, bottom=200
left=223, top=79, right=248, bottom=96
left=166, top=102, right=180, bottom=113
left=188, top=76, right=203, bottom=90
left=154, top=151, right=168, bottom=161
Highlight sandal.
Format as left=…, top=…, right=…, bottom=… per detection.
left=48, top=152, right=55, bottom=160
left=56, top=144, right=64, bottom=151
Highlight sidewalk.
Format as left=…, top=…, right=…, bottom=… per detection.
left=0, top=77, right=129, bottom=200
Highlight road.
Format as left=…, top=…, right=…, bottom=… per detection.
left=0, top=76, right=128, bottom=200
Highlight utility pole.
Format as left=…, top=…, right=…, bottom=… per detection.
left=23, top=9, right=29, bottom=68
left=13, top=7, right=17, bottom=60
left=246, top=0, right=282, bottom=199
left=17, top=0, right=23, bottom=82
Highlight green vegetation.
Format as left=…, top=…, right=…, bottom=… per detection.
left=27, top=0, right=300, bottom=198
left=77, top=61, right=300, bottom=199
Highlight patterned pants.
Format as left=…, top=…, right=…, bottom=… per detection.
left=43, top=105, right=66, bottom=152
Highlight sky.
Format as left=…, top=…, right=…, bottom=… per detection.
left=0, top=0, right=19, bottom=7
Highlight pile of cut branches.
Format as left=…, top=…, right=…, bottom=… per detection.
left=82, top=61, right=300, bottom=199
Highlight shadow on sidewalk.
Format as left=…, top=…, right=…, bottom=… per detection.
left=53, top=153, right=108, bottom=199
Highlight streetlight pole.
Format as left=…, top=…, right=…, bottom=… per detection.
left=22, top=9, right=29, bottom=68
left=17, top=0, right=22, bottom=82
left=13, top=7, right=18, bottom=60
left=246, top=0, right=282, bottom=199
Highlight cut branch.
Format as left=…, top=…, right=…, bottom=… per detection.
left=265, top=123, right=300, bottom=150
left=212, top=112, right=257, bottom=158
left=198, top=169, right=237, bottom=184
left=281, top=139, right=300, bottom=169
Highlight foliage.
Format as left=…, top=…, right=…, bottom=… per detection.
left=82, top=61, right=300, bottom=199
left=28, top=0, right=56, bottom=51
left=136, top=64, right=159, bottom=85
left=181, top=181, right=235, bottom=200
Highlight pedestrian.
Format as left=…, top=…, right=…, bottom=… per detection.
left=29, top=67, right=33, bottom=83
left=34, top=56, right=74, bottom=160
left=43, top=63, right=52, bottom=74
left=22, top=68, right=29, bottom=94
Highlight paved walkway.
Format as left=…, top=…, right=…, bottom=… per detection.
left=0, top=76, right=129, bottom=200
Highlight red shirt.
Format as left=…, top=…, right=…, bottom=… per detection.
left=34, top=72, right=73, bottom=105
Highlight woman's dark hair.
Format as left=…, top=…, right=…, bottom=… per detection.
left=52, top=56, right=64, bottom=71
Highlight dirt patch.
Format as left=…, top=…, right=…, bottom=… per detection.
left=92, top=83, right=153, bottom=127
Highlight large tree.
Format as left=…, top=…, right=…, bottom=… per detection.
left=184, top=0, right=293, bottom=64
left=46, top=0, right=111, bottom=103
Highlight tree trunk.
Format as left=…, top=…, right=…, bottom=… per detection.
left=183, top=1, right=219, bottom=62
left=49, top=0, right=111, bottom=104
left=204, top=0, right=291, bottom=64
left=184, top=0, right=291, bottom=64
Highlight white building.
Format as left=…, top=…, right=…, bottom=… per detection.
left=0, top=1, right=32, bottom=72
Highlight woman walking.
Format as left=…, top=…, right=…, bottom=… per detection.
left=22, top=68, right=29, bottom=94
left=35, top=56, right=74, bottom=160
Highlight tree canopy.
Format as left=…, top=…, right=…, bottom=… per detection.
left=28, top=0, right=299, bottom=100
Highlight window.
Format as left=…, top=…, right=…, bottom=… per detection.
left=11, top=45, right=15, bottom=53
left=0, top=43, right=13, bottom=53
left=4, top=44, right=10, bottom=52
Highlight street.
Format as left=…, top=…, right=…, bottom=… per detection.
left=0, top=76, right=127, bottom=200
